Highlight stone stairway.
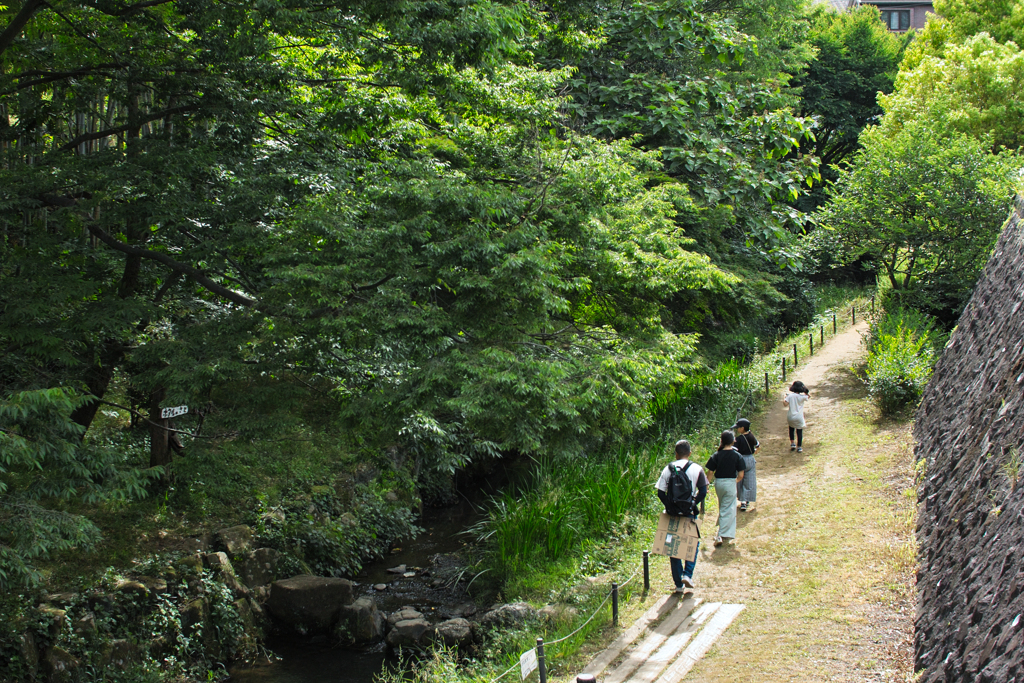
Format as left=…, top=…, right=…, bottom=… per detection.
left=581, top=594, right=744, bottom=683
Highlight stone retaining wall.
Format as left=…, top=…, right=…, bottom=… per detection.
left=914, top=198, right=1024, bottom=682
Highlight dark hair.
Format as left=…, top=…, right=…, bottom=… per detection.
left=718, top=430, right=735, bottom=449
left=789, top=380, right=809, bottom=395
left=674, top=439, right=691, bottom=457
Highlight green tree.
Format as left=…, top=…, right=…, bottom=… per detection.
left=0, top=388, right=160, bottom=588
left=792, top=5, right=906, bottom=210
left=0, top=0, right=735, bottom=485
left=547, top=0, right=820, bottom=260
left=883, top=33, right=1024, bottom=150
left=909, top=0, right=1024, bottom=53
left=819, top=124, right=1018, bottom=317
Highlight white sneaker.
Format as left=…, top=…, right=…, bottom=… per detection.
left=674, top=586, right=686, bottom=593
left=682, top=576, right=695, bottom=588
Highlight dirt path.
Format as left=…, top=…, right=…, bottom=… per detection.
left=678, top=321, right=917, bottom=682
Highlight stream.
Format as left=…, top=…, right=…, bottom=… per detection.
left=228, top=499, right=483, bottom=683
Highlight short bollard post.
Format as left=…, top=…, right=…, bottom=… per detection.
left=821, top=325, right=824, bottom=345
left=833, top=312, right=837, bottom=334
left=643, top=550, right=650, bottom=592
left=612, top=582, right=619, bottom=626
left=782, top=357, right=786, bottom=382
left=793, top=343, right=798, bottom=366
left=764, top=372, right=769, bottom=398
left=577, top=675, right=598, bottom=683
left=852, top=307, right=856, bottom=325
left=537, top=638, right=547, bottom=683
left=871, top=295, right=875, bottom=314
left=809, top=334, right=813, bottom=355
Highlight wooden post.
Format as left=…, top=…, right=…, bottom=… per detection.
left=833, top=312, right=837, bottom=334
left=852, top=307, right=856, bottom=325
left=643, top=551, right=650, bottom=592
left=809, top=333, right=813, bottom=355
left=612, top=582, right=619, bottom=626
left=821, top=325, right=824, bottom=345
left=538, top=638, right=547, bottom=683
left=793, top=343, right=798, bottom=366
left=765, top=372, right=769, bottom=398
left=782, top=357, right=786, bottom=382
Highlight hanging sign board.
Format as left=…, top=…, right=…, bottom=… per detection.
left=160, top=405, right=188, bottom=419
left=519, top=648, right=538, bottom=680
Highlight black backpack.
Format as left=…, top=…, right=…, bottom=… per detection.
left=665, top=462, right=698, bottom=517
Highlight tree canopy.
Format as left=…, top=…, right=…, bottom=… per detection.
left=792, top=5, right=906, bottom=209
left=819, top=124, right=1018, bottom=317
left=0, top=0, right=831, bottom=584
left=885, top=32, right=1024, bottom=150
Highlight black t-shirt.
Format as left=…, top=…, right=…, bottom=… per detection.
left=734, top=432, right=759, bottom=456
left=706, top=448, right=746, bottom=478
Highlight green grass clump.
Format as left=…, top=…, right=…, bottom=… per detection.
left=470, top=446, right=660, bottom=579
left=864, top=305, right=938, bottom=416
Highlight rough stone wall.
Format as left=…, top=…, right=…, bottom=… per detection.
left=914, top=198, right=1024, bottom=682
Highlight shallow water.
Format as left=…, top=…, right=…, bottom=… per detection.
left=228, top=500, right=482, bottom=683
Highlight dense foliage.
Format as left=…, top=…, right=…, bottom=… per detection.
left=820, top=126, right=1017, bottom=318
left=792, top=5, right=906, bottom=209
left=864, top=307, right=938, bottom=415
left=0, top=0, right=837, bottom=586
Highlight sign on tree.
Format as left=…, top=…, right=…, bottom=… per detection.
left=160, top=405, right=188, bottom=420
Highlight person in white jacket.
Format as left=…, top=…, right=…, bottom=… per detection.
left=784, top=380, right=810, bottom=452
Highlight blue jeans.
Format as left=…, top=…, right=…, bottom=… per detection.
left=670, top=540, right=700, bottom=587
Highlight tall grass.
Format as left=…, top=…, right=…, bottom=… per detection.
left=470, top=446, right=662, bottom=576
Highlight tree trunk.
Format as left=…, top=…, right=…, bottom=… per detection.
left=69, top=340, right=128, bottom=433
left=148, top=387, right=173, bottom=468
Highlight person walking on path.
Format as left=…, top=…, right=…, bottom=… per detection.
left=705, top=430, right=746, bottom=547
left=655, top=440, right=709, bottom=591
left=733, top=418, right=759, bottom=512
left=784, top=381, right=810, bottom=452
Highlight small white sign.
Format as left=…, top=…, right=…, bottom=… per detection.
left=160, top=405, right=188, bottom=419
left=519, top=648, right=537, bottom=680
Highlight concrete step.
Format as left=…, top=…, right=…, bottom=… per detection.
left=602, top=599, right=710, bottom=683
left=652, top=603, right=745, bottom=683
left=582, top=594, right=683, bottom=679
left=627, top=602, right=722, bottom=683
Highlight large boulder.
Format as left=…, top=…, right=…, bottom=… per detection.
left=434, top=618, right=474, bottom=649
left=266, top=575, right=354, bottom=634
left=235, top=548, right=279, bottom=588
left=99, top=639, right=138, bottom=671
left=181, top=597, right=209, bottom=641
left=479, top=602, right=537, bottom=630
left=203, top=552, right=247, bottom=595
left=18, top=631, right=39, bottom=681
left=41, top=646, right=79, bottom=683
left=387, top=607, right=424, bottom=627
left=538, top=603, right=579, bottom=626
left=333, top=597, right=384, bottom=645
left=386, top=618, right=434, bottom=649
left=216, top=525, right=254, bottom=555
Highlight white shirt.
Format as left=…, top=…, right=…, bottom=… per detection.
left=785, top=392, right=809, bottom=428
left=656, top=458, right=705, bottom=493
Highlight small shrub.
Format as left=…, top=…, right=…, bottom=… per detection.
left=865, top=324, right=934, bottom=415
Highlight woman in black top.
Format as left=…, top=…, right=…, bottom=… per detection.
left=733, top=418, right=759, bottom=511
left=705, top=430, right=746, bottom=546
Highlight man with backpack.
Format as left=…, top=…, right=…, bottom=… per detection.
left=655, top=440, right=709, bottom=591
